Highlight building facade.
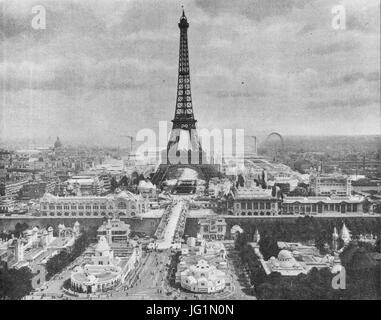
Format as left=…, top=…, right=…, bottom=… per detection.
left=18, top=180, right=56, bottom=201
left=0, top=197, right=14, bottom=213
left=66, top=175, right=104, bottom=196
left=198, top=218, right=226, bottom=240
left=97, top=218, right=130, bottom=244
left=352, top=179, right=381, bottom=193
left=226, top=186, right=280, bottom=216
left=282, top=195, right=369, bottom=215
left=0, top=150, right=12, bottom=179
left=38, top=191, right=149, bottom=218
left=0, top=179, right=29, bottom=199
left=309, top=173, right=351, bottom=197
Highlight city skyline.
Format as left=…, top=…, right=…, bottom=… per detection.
left=0, top=0, right=380, bottom=146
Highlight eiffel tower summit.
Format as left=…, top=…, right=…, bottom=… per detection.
left=153, top=10, right=221, bottom=192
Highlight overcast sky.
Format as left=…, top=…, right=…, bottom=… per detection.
left=0, top=0, right=380, bottom=146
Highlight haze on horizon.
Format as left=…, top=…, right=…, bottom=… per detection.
left=0, top=0, right=380, bottom=146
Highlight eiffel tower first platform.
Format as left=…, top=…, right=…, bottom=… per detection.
left=152, top=10, right=221, bottom=191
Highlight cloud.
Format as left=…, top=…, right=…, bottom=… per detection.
left=311, top=40, right=358, bottom=55
left=0, top=13, right=30, bottom=39
left=194, top=0, right=312, bottom=21
left=296, top=23, right=318, bottom=36
left=329, top=71, right=380, bottom=86
left=308, top=96, right=380, bottom=109
left=345, top=1, right=380, bottom=34
left=0, top=57, right=174, bottom=93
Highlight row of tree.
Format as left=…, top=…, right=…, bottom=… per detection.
left=45, top=232, right=90, bottom=280
left=0, top=266, right=34, bottom=300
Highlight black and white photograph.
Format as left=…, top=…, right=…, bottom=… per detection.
left=0, top=0, right=380, bottom=305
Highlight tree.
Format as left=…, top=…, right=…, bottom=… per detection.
left=298, top=182, right=309, bottom=189
left=340, top=243, right=379, bottom=299
left=45, top=233, right=90, bottom=280
left=137, top=174, right=145, bottom=184
left=288, top=187, right=308, bottom=197
left=63, top=278, right=71, bottom=290
left=45, top=250, right=71, bottom=280
left=236, top=175, right=244, bottom=188
left=130, top=172, right=139, bottom=185
left=315, top=229, right=329, bottom=253
left=258, top=233, right=279, bottom=260
left=375, top=238, right=380, bottom=253
left=14, top=222, right=29, bottom=238
left=234, top=232, right=249, bottom=251
left=0, top=266, right=33, bottom=299
left=110, top=177, right=118, bottom=192
left=271, top=186, right=276, bottom=197
left=256, top=282, right=276, bottom=300
left=119, top=175, right=129, bottom=187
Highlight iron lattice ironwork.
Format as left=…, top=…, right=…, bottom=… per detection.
left=172, top=10, right=197, bottom=130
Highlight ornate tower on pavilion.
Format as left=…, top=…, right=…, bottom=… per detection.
left=166, top=10, right=204, bottom=165
left=332, top=227, right=339, bottom=251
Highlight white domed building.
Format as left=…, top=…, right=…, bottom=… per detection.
left=261, top=250, right=308, bottom=276
left=70, top=235, right=140, bottom=294
left=179, top=259, right=226, bottom=293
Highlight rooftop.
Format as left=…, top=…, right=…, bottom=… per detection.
left=283, top=195, right=364, bottom=204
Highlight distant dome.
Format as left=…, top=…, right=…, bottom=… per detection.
left=32, top=227, right=39, bottom=232
left=54, top=136, right=62, bottom=149
left=74, top=221, right=80, bottom=227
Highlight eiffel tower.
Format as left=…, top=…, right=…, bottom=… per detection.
left=153, top=10, right=221, bottom=188
left=166, top=9, right=204, bottom=165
